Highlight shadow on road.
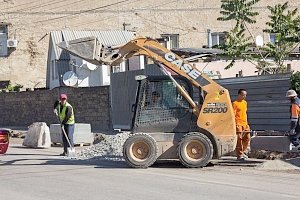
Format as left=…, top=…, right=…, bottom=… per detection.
left=0, top=154, right=130, bottom=168
left=1, top=145, right=273, bottom=169
left=1, top=153, right=217, bottom=169
left=283, top=157, right=300, bottom=167
left=213, top=157, right=264, bottom=167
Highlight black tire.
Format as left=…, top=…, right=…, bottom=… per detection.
left=123, top=133, right=158, bottom=168
left=178, top=132, right=213, bottom=168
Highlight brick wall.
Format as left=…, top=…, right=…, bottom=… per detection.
left=0, top=86, right=111, bottom=132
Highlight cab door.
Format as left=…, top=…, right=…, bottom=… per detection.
left=133, top=77, right=193, bottom=133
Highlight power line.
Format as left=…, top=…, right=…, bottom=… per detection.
left=30, top=0, right=132, bottom=24
left=13, top=0, right=70, bottom=12
left=135, top=13, right=188, bottom=32
left=17, top=0, right=142, bottom=36
left=40, top=0, right=85, bottom=12
left=138, top=0, right=178, bottom=9
left=64, top=0, right=142, bottom=28
left=7, top=0, right=134, bottom=27
left=5, top=0, right=39, bottom=10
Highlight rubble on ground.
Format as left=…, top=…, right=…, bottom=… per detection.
left=249, top=150, right=300, bottom=160
left=76, top=132, right=130, bottom=160
left=10, top=130, right=26, bottom=138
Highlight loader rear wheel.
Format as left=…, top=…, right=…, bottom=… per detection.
left=123, top=133, right=158, bottom=168
left=178, top=132, right=213, bottom=168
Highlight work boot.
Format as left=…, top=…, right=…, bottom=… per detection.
left=242, top=153, right=248, bottom=159
left=59, top=152, right=67, bottom=156
left=291, top=141, right=300, bottom=148
left=237, top=156, right=245, bottom=161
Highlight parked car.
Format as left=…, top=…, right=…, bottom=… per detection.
left=0, top=129, right=10, bottom=154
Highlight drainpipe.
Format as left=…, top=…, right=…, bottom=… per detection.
left=207, top=29, right=212, bottom=48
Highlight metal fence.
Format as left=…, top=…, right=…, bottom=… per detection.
left=217, top=73, right=291, bottom=131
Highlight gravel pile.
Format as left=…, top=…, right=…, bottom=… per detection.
left=75, top=132, right=131, bottom=160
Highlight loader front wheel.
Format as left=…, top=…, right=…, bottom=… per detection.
left=178, top=132, right=213, bottom=168
left=123, top=133, right=158, bottom=168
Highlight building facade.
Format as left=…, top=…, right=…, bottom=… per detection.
left=0, top=0, right=299, bottom=88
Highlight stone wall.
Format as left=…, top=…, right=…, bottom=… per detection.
left=0, top=86, right=111, bottom=132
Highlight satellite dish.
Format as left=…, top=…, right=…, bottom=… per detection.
left=81, top=61, right=98, bottom=70
left=86, top=62, right=98, bottom=70
left=255, top=35, right=264, bottom=47
left=63, top=71, right=78, bottom=87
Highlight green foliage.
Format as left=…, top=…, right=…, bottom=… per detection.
left=220, top=27, right=253, bottom=69
left=218, top=0, right=260, bottom=28
left=5, top=83, right=23, bottom=91
left=263, top=2, right=300, bottom=70
left=291, top=71, right=300, bottom=94
left=218, top=0, right=260, bottom=69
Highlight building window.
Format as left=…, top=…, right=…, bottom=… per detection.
left=69, top=59, right=77, bottom=73
left=112, top=65, right=122, bottom=73
left=211, top=32, right=226, bottom=47
left=51, top=60, right=59, bottom=80
left=106, top=65, right=111, bottom=76
left=161, top=34, right=179, bottom=49
left=269, top=33, right=277, bottom=44
left=207, top=30, right=226, bottom=48
left=0, top=25, right=8, bottom=57
left=51, top=60, right=55, bottom=80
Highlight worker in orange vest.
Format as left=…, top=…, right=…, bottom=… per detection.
left=233, top=89, right=250, bottom=161
left=286, top=89, right=300, bottom=147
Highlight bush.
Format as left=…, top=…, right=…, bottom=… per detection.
left=291, top=71, right=300, bottom=94
left=5, top=83, right=23, bottom=92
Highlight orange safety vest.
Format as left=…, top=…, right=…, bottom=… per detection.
left=232, top=99, right=248, bottom=126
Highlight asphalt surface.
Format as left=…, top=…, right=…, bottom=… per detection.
left=1, top=139, right=300, bottom=200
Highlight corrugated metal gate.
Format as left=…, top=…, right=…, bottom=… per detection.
left=111, top=69, right=144, bottom=130
left=217, top=73, right=291, bottom=131
left=111, top=65, right=291, bottom=132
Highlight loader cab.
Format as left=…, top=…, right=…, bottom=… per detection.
left=131, top=76, right=195, bottom=133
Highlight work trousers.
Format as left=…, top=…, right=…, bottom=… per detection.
left=235, top=125, right=251, bottom=157
left=289, top=131, right=300, bottom=145
left=61, top=124, right=74, bottom=154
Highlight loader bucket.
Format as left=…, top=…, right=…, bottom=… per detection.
left=57, top=36, right=105, bottom=65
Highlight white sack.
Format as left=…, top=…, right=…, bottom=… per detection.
left=23, top=122, right=51, bottom=148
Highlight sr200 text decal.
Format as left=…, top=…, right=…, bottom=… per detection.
left=203, top=102, right=228, bottom=113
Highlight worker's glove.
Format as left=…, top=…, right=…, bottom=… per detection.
left=61, top=124, right=64, bottom=128
left=284, top=131, right=290, bottom=136
left=289, top=129, right=296, bottom=136
left=53, top=109, right=58, bottom=116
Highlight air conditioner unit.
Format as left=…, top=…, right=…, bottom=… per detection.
left=7, top=39, right=18, bottom=48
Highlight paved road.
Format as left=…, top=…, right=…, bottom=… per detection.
left=1, top=142, right=300, bottom=200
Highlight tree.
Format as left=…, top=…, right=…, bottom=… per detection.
left=263, top=2, right=300, bottom=73
left=218, top=0, right=259, bottom=28
left=217, top=0, right=260, bottom=69
left=291, top=71, right=300, bottom=95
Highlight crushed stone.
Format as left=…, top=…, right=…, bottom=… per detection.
left=256, top=159, right=300, bottom=170
left=75, top=132, right=131, bottom=161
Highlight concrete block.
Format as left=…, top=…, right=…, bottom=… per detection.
left=50, top=123, right=93, bottom=145
left=250, top=136, right=291, bottom=152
